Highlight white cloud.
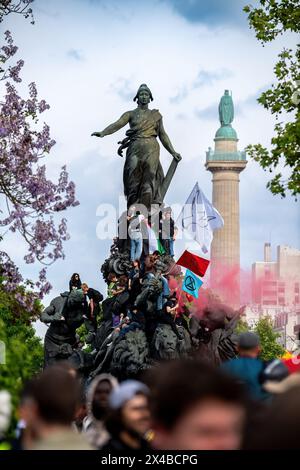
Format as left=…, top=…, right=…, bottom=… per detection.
left=1, top=0, right=299, bottom=321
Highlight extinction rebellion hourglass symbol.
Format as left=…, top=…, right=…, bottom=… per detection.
left=184, top=275, right=196, bottom=293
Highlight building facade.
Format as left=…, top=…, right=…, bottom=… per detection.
left=252, top=243, right=300, bottom=310
left=252, top=243, right=300, bottom=350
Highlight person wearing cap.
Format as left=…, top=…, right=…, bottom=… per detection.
left=101, top=380, right=151, bottom=451
left=221, top=332, right=269, bottom=401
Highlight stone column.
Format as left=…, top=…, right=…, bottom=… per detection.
left=206, top=161, right=246, bottom=306
left=205, top=90, right=247, bottom=306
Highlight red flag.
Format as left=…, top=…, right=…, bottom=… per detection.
left=176, top=250, right=210, bottom=277
left=283, top=357, right=300, bottom=374
left=185, top=292, right=194, bottom=303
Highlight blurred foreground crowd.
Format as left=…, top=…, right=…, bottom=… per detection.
left=1, top=331, right=300, bottom=451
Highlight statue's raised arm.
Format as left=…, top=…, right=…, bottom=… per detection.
left=91, top=111, right=131, bottom=138
left=91, top=83, right=181, bottom=209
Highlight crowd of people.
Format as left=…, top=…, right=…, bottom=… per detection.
left=1, top=339, right=300, bottom=450
left=1, top=210, right=299, bottom=450
left=126, top=205, right=178, bottom=261
left=66, top=255, right=184, bottom=352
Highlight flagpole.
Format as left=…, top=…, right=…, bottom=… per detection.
left=175, top=277, right=184, bottom=321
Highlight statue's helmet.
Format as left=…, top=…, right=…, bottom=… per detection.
left=133, top=84, right=153, bottom=102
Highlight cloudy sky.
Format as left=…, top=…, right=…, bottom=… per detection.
left=1, top=0, right=299, bottom=335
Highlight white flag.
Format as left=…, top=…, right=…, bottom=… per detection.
left=177, top=182, right=224, bottom=253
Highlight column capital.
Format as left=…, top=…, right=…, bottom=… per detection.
left=205, top=161, right=247, bottom=174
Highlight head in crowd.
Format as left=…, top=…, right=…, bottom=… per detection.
left=81, top=283, right=89, bottom=295
left=169, top=291, right=178, bottom=301
left=118, top=274, right=128, bottom=287
left=259, top=358, right=289, bottom=391
left=132, top=259, right=140, bottom=269
left=73, top=385, right=87, bottom=432
left=246, top=386, right=300, bottom=449
left=147, top=359, right=247, bottom=450
left=17, top=379, right=37, bottom=450
left=237, top=332, right=261, bottom=358
left=108, top=272, right=117, bottom=283
left=70, top=273, right=81, bottom=286
left=0, top=391, right=11, bottom=440
left=163, top=207, right=172, bottom=219
left=52, top=360, right=78, bottom=379
left=20, top=366, right=82, bottom=443
left=105, top=380, right=151, bottom=446
left=152, top=251, right=160, bottom=260
left=82, top=374, right=119, bottom=448
left=144, top=255, right=154, bottom=272
left=263, top=365, right=300, bottom=395
left=86, top=374, right=118, bottom=422
left=128, top=206, right=136, bottom=217
left=131, top=305, right=139, bottom=314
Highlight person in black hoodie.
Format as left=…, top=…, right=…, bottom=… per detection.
left=81, top=283, right=103, bottom=339
left=101, top=380, right=151, bottom=451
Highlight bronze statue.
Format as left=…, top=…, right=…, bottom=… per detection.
left=40, top=290, right=85, bottom=367
left=218, top=89, right=234, bottom=126
left=92, top=84, right=181, bottom=209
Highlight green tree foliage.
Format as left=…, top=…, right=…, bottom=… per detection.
left=235, top=317, right=249, bottom=334
left=244, top=0, right=300, bottom=198
left=254, top=316, right=285, bottom=360
left=0, top=285, right=43, bottom=432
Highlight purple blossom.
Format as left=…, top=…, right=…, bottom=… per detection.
left=0, top=31, right=80, bottom=309
left=8, top=59, right=24, bottom=82
left=38, top=99, right=50, bottom=113
left=0, top=127, right=8, bottom=137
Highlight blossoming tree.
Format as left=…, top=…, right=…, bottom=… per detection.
left=0, top=1, right=79, bottom=309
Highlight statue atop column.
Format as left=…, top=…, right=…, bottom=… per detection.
left=91, top=84, right=181, bottom=209
left=218, top=89, right=234, bottom=126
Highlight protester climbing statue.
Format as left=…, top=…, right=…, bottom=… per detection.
left=91, top=83, right=182, bottom=210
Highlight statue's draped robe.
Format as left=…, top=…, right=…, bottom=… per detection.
left=41, top=293, right=84, bottom=367
left=218, top=94, right=234, bottom=126
left=119, top=109, right=164, bottom=209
